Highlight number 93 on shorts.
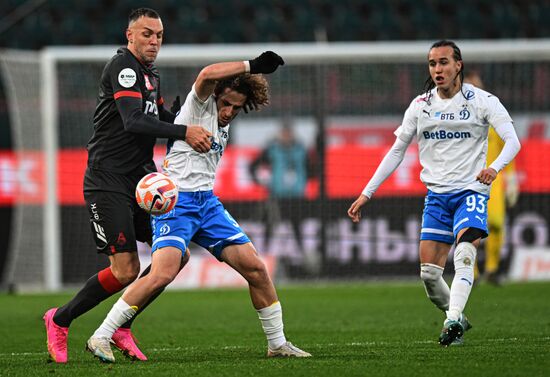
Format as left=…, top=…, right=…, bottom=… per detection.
left=420, top=190, right=489, bottom=244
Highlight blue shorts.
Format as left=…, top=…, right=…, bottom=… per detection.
left=420, top=190, right=489, bottom=244
left=151, top=191, right=250, bottom=260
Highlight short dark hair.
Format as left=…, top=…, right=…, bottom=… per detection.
left=128, top=8, right=160, bottom=26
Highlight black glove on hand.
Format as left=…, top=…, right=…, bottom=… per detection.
left=170, top=95, right=181, bottom=115
left=249, top=51, right=285, bottom=74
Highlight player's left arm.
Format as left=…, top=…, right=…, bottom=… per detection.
left=477, top=121, right=520, bottom=184
left=195, top=61, right=246, bottom=101
left=194, top=51, right=284, bottom=101
left=477, top=95, right=521, bottom=185
left=489, top=127, right=519, bottom=205
left=489, top=121, right=520, bottom=170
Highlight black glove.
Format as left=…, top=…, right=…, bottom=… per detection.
left=249, top=51, right=284, bottom=74
left=170, top=95, right=181, bottom=115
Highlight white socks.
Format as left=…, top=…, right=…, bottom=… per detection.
left=420, top=263, right=450, bottom=311
left=257, top=301, right=286, bottom=350
left=447, top=242, right=477, bottom=321
left=94, top=299, right=287, bottom=349
left=93, top=298, right=137, bottom=339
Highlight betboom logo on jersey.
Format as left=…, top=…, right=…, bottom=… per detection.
left=423, top=129, right=472, bottom=140
left=144, top=100, right=158, bottom=116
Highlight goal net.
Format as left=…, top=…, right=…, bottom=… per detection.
left=1, top=40, right=550, bottom=291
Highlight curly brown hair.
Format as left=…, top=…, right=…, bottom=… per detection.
left=214, top=74, right=269, bottom=112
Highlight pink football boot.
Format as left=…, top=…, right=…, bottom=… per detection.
left=112, top=328, right=147, bottom=361
left=43, top=308, right=69, bottom=363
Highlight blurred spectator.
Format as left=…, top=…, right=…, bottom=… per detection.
left=2, top=0, right=550, bottom=48
left=249, top=120, right=313, bottom=267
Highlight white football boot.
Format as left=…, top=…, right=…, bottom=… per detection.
left=267, top=341, right=312, bottom=358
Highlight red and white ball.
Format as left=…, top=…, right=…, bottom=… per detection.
left=135, top=172, right=178, bottom=215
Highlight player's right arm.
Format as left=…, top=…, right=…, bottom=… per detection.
left=347, top=99, right=418, bottom=222
left=347, top=137, right=411, bottom=222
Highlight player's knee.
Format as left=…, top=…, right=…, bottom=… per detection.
left=148, top=270, right=178, bottom=290
left=116, top=271, right=139, bottom=286
left=111, top=261, right=140, bottom=286
left=454, top=242, right=477, bottom=270
left=420, top=263, right=444, bottom=283
left=243, top=261, right=269, bottom=285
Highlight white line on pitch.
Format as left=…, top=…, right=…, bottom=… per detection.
left=1, top=337, right=548, bottom=358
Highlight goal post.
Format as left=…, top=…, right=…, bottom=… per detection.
left=1, top=39, right=550, bottom=291
left=42, top=39, right=550, bottom=63
left=0, top=50, right=50, bottom=291
left=41, top=49, right=61, bottom=291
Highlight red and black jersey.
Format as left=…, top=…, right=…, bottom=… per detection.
left=85, top=48, right=186, bottom=192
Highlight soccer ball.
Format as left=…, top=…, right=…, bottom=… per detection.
left=135, top=172, right=178, bottom=215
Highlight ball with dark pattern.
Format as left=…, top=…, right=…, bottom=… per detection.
left=135, top=172, right=178, bottom=215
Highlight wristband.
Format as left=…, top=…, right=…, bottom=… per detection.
left=243, top=60, right=250, bottom=73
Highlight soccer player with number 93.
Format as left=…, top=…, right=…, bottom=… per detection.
left=347, top=40, right=521, bottom=347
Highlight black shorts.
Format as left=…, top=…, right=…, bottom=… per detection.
left=84, top=190, right=152, bottom=255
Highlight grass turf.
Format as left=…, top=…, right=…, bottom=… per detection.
left=0, top=281, right=549, bottom=376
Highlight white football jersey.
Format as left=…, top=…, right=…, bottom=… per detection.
left=163, top=85, right=229, bottom=191
left=395, top=83, right=513, bottom=195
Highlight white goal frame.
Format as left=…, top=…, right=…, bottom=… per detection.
left=32, top=39, right=550, bottom=291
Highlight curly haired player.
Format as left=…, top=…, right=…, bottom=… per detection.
left=86, top=51, right=311, bottom=362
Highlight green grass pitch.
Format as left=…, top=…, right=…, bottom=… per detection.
left=0, top=281, right=549, bottom=376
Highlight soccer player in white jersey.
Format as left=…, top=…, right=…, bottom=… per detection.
left=86, top=51, right=311, bottom=362
left=347, top=40, right=521, bottom=346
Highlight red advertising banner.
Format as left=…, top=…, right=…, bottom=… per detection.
left=0, top=139, right=548, bottom=205
left=0, top=151, right=45, bottom=204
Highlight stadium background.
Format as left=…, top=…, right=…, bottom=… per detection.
left=1, top=0, right=550, bottom=290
